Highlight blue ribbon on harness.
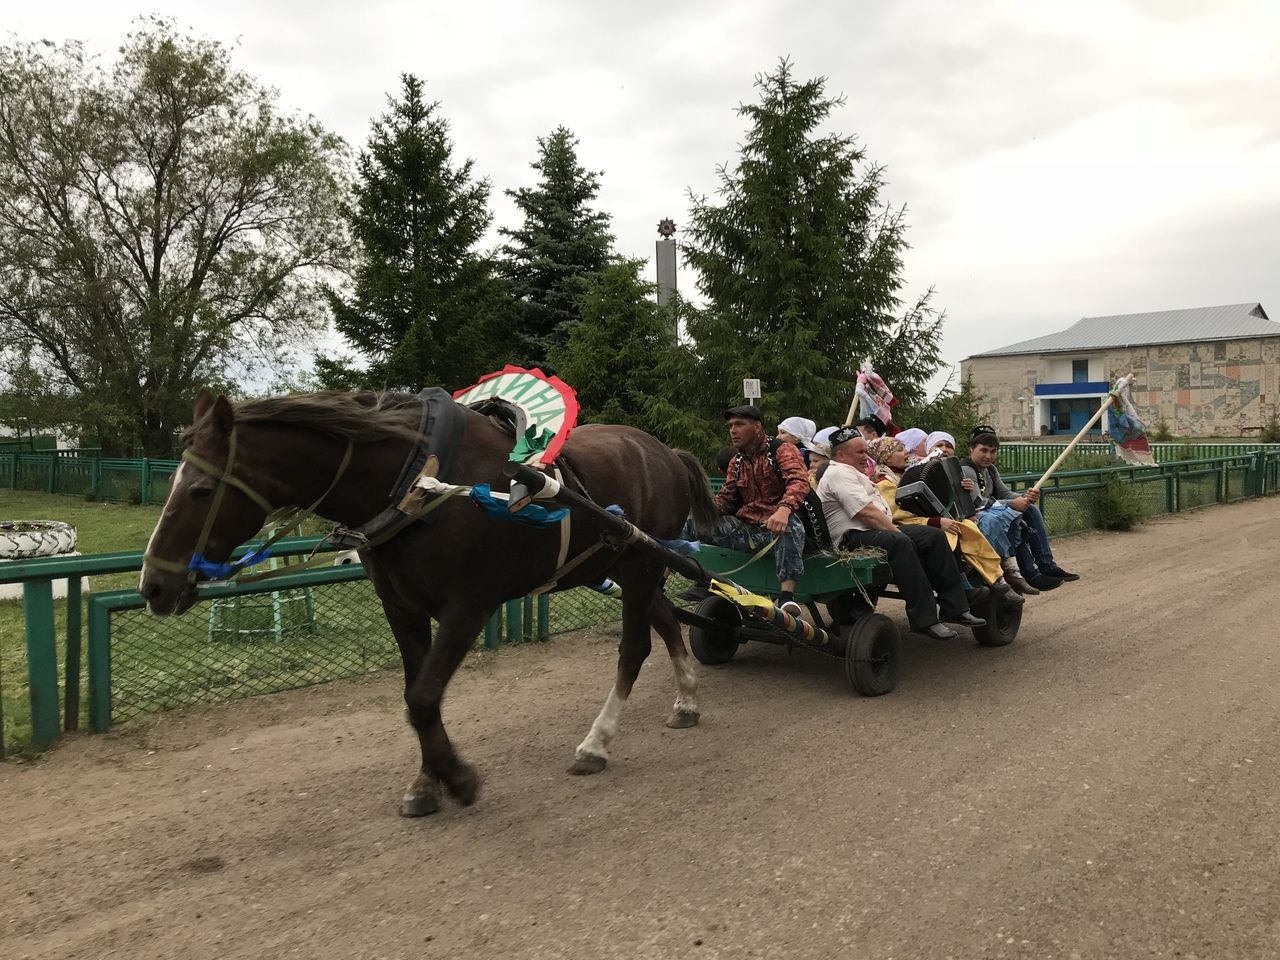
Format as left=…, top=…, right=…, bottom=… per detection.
left=188, top=545, right=272, bottom=581
left=470, top=483, right=569, bottom=526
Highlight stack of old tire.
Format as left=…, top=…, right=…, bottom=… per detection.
left=0, top=521, right=80, bottom=601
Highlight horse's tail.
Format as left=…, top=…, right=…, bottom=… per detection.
left=675, top=449, right=719, bottom=538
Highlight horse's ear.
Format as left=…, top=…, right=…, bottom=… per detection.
left=193, top=388, right=215, bottom=420
left=209, top=395, right=234, bottom=436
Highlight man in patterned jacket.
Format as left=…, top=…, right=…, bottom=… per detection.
left=703, top=405, right=810, bottom=610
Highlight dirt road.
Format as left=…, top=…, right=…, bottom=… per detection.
left=5, top=498, right=1280, bottom=959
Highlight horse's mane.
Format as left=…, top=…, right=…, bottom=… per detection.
left=232, top=391, right=431, bottom=445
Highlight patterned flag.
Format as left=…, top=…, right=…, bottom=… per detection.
left=1108, top=374, right=1156, bottom=466
left=854, top=360, right=899, bottom=434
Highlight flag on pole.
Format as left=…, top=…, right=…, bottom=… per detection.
left=1108, top=374, right=1156, bottom=466
left=854, top=360, right=899, bottom=434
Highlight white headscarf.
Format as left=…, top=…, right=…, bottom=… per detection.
left=925, top=431, right=956, bottom=456
left=808, top=425, right=839, bottom=459
left=894, top=428, right=927, bottom=455
left=777, top=416, right=817, bottom=446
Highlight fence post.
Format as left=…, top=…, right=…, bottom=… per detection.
left=536, top=594, right=550, bottom=641
left=90, top=458, right=101, bottom=500
left=141, top=459, right=152, bottom=506
left=47, top=454, right=57, bottom=494
left=64, top=575, right=82, bottom=732
left=23, top=579, right=60, bottom=749
left=483, top=609, right=502, bottom=650
left=1253, top=450, right=1265, bottom=497
left=87, top=597, right=113, bottom=733
left=504, top=598, right=523, bottom=645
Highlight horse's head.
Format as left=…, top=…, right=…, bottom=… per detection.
left=139, top=389, right=275, bottom=616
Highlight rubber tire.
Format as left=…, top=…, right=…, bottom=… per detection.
left=842, top=613, right=900, bottom=697
left=972, top=592, right=1022, bottom=647
left=688, top=595, right=741, bottom=666
left=0, top=520, right=78, bottom=559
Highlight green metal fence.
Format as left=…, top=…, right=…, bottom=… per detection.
left=4, top=449, right=1278, bottom=758
left=996, top=441, right=1280, bottom=475
left=1, top=453, right=179, bottom=504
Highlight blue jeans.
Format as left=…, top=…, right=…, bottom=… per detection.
left=693, top=514, right=806, bottom=583
left=1015, top=503, right=1056, bottom=578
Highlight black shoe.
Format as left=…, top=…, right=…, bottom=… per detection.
left=676, top=584, right=709, bottom=603
left=1026, top=574, right=1063, bottom=591
left=918, top=622, right=959, bottom=641
left=1004, top=571, right=1040, bottom=596
left=965, top=586, right=990, bottom=608
left=1043, top=565, right=1080, bottom=582
left=944, top=611, right=987, bottom=628
left=992, top=579, right=1026, bottom=607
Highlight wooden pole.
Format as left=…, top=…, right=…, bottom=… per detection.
left=843, top=395, right=860, bottom=427
left=1032, top=396, right=1113, bottom=491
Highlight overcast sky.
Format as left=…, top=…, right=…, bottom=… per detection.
left=10, top=1, right=1280, bottom=393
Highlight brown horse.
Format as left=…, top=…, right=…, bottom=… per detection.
left=140, top=389, right=719, bottom=816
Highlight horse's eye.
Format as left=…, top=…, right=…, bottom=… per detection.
left=188, top=485, right=213, bottom=501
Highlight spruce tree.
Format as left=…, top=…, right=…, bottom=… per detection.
left=680, top=59, right=943, bottom=430
left=500, top=126, right=613, bottom=365
left=549, top=260, right=680, bottom=434
left=323, top=74, right=505, bottom=391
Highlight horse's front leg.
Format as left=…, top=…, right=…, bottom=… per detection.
left=404, top=607, right=489, bottom=809
left=373, top=593, right=444, bottom=817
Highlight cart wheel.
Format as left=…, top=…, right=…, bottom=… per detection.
left=971, top=592, right=1022, bottom=647
left=842, top=613, right=900, bottom=696
left=688, top=595, right=742, bottom=665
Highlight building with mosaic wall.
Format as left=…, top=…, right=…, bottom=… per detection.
left=960, top=303, right=1279, bottom=438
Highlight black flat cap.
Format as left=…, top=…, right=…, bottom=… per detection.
left=723, top=404, right=763, bottom=422
left=854, top=414, right=887, bottom=436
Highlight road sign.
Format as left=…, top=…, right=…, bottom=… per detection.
left=743, top=378, right=761, bottom=400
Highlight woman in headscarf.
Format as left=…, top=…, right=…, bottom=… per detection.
left=924, top=431, right=956, bottom=459
left=864, top=436, right=1020, bottom=605
left=776, top=416, right=817, bottom=466
left=893, top=428, right=928, bottom=463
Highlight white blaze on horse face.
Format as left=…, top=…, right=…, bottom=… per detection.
left=140, top=461, right=190, bottom=592
left=575, top=687, right=626, bottom=762
left=670, top=653, right=699, bottom=716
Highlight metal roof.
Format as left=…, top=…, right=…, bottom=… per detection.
left=968, top=303, right=1277, bottom=358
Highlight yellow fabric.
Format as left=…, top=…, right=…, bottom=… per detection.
left=876, top=477, right=1003, bottom=586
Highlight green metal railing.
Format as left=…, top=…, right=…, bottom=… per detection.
left=4, top=449, right=1278, bottom=758
left=996, top=441, right=1280, bottom=475
left=1, top=453, right=179, bottom=504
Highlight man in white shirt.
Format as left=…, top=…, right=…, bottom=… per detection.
left=817, top=427, right=984, bottom=641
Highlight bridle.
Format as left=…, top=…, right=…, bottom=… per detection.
left=144, top=423, right=354, bottom=586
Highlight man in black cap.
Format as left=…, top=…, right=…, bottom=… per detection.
left=855, top=414, right=888, bottom=441
left=696, top=404, right=810, bottom=610
left=816, top=426, right=985, bottom=640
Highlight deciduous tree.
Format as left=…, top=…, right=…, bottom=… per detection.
left=0, top=21, right=349, bottom=455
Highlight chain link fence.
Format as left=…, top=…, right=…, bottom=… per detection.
left=93, top=575, right=694, bottom=731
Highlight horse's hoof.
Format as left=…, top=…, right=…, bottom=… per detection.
left=665, top=709, right=700, bottom=729
left=568, top=753, right=608, bottom=775
left=444, top=765, right=481, bottom=806
left=400, top=791, right=441, bottom=817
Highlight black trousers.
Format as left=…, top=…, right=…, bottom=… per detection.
left=838, top=524, right=968, bottom=630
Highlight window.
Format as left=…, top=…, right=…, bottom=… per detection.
left=1071, top=358, right=1089, bottom=383
left=1214, top=342, right=1226, bottom=361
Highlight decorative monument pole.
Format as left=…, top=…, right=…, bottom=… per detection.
left=655, top=217, right=677, bottom=307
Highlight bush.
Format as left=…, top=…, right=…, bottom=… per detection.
left=1092, top=475, right=1146, bottom=531
left=1260, top=413, right=1280, bottom=444
left=1152, top=420, right=1173, bottom=442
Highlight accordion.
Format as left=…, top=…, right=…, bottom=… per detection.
left=895, top=456, right=976, bottom=518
